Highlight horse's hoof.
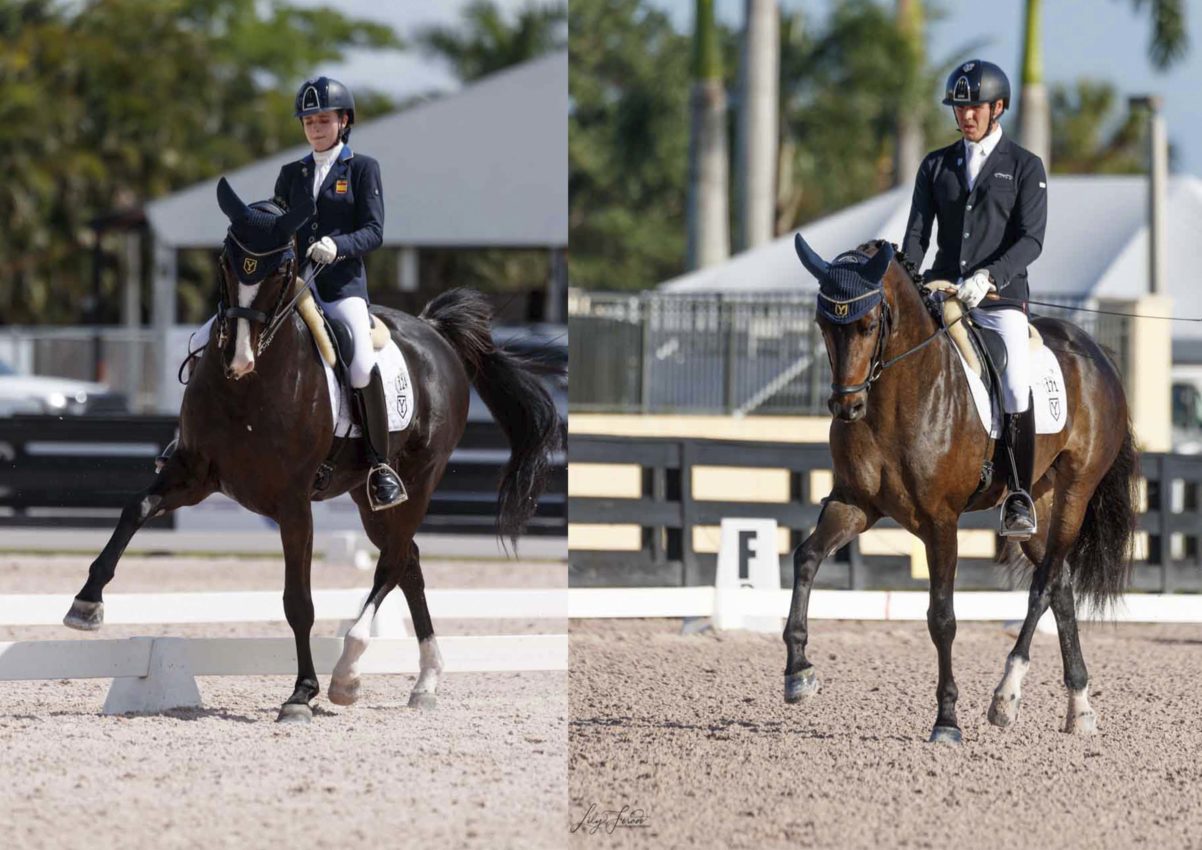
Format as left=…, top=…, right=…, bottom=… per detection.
left=276, top=703, right=313, bottom=724
left=1064, top=710, right=1098, bottom=735
left=63, top=599, right=104, bottom=631
left=784, top=668, right=819, bottom=703
left=988, top=693, right=1021, bottom=728
left=928, top=725, right=963, bottom=745
left=408, top=691, right=437, bottom=710
left=327, top=678, right=360, bottom=707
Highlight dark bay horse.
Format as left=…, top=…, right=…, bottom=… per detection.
left=63, top=179, right=561, bottom=723
left=786, top=236, right=1137, bottom=744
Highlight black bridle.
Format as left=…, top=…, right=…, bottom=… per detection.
left=215, top=230, right=324, bottom=359
left=827, top=277, right=951, bottom=397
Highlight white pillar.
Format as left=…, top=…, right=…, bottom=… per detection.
left=152, top=235, right=177, bottom=414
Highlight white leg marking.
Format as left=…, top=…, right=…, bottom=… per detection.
left=1064, top=686, right=1097, bottom=735
left=411, top=637, right=443, bottom=698
left=329, top=601, right=374, bottom=706
left=988, top=655, right=1030, bottom=728
left=229, top=283, right=259, bottom=377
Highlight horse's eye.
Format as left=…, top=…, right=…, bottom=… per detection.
left=862, top=320, right=878, bottom=335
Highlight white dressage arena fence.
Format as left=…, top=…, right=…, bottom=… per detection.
left=0, top=588, right=567, bottom=715
left=567, top=587, right=1202, bottom=628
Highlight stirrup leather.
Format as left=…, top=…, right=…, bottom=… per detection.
left=366, top=463, right=408, bottom=511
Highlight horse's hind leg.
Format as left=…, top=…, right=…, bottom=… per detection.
left=397, top=542, right=442, bottom=709
left=989, top=485, right=1089, bottom=729
left=1048, top=567, right=1096, bottom=734
left=64, top=452, right=213, bottom=630
left=335, top=492, right=441, bottom=709
left=784, top=497, right=875, bottom=702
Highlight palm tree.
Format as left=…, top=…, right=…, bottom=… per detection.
left=686, top=0, right=730, bottom=268
left=415, top=1, right=566, bottom=83
left=1019, top=0, right=1188, bottom=171
left=735, top=0, right=779, bottom=250
left=894, top=0, right=925, bottom=186
left=1017, top=0, right=1050, bottom=166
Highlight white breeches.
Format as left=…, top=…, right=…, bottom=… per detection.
left=190, top=293, right=377, bottom=389
left=316, top=293, right=376, bottom=389
left=969, top=306, right=1030, bottom=413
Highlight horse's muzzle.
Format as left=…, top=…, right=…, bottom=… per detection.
left=829, top=394, right=867, bottom=421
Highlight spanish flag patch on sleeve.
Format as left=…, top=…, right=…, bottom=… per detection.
left=335, top=179, right=348, bottom=194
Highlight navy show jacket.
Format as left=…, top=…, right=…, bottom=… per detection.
left=274, top=145, right=384, bottom=303
left=902, top=133, right=1047, bottom=310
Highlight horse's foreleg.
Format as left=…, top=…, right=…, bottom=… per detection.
left=278, top=501, right=319, bottom=723
left=64, top=454, right=212, bottom=630
left=925, top=525, right=962, bottom=744
left=783, top=498, right=875, bottom=702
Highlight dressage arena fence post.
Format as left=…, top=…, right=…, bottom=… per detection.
left=568, top=434, right=1202, bottom=594
left=0, top=589, right=567, bottom=714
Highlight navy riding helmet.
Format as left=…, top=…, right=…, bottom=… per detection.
left=294, top=76, right=356, bottom=137
left=942, top=60, right=1011, bottom=109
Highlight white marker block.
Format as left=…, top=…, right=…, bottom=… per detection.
left=103, top=637, right=202, bottom=715
left=713, top=518, right=782, bottom=632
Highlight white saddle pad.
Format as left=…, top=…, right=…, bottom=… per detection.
left=956, top=344, right=1068, bottom=438
left=317, top=339, right=415, bottom=438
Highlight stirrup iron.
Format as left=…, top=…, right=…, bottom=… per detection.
left=366, top=463, right=408, bottom=511
left=999, top=489, right=1037, bottom=539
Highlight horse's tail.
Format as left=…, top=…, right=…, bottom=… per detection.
left=420, top=289, right=562, bottom=546
left=1070, top=422, right=1140, bottom=613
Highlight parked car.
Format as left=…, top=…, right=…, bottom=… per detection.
left=0, top=360, right=129, bottom=416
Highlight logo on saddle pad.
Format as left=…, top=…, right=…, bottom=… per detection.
left=242, top=257, right=258, bottom=275
left=394, top=371, right=409, bottom=420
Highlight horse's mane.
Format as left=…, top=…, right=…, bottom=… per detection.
left=851, top=240, right=941, bottom=324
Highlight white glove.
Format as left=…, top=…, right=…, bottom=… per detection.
left=306, top=236, right=337, bottom=264
left=957, top=270, right=995, bottom=310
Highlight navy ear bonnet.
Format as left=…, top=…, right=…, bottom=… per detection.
left=793, top=234, right=894, bottom=324
left=216, top=177, right=314, bottom=283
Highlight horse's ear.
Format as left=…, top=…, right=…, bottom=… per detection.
left=274, top=182, right=315, bottom=239
left=793, top=233, right=829, bottom=281
left=216, top=177, right=250, bottom=223
left=863, top=241, right=894, bottom=283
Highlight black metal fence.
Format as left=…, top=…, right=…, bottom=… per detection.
left=569, top=291, right=1132, bottom=415
left=569, top=434, right=1202, bottom=592
left=0, top=415, right=566, bottom=536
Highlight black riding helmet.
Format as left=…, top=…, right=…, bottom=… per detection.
left=294, top=76, right=356, bottom=141
left=942, top=60, right=1011, bottom=109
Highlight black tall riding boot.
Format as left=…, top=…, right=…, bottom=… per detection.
left=353, top=365, right=407, bottom=511
left=1001, top=402, right=1037, bottom=539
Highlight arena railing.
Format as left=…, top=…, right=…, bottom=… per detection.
left=568, top=434, right=1202, bottom=594
left=568, top=291, right=1130, bottom=415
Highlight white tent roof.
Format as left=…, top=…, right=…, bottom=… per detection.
left=661, top=174, right=1202, bottom=337
left=145, top=53, right=567, bottom=248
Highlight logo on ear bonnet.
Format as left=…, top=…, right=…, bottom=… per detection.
left=242, top=257, right=258, bottom=276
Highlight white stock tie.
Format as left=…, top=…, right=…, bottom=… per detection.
left=966, top=144, right=986, bottom=191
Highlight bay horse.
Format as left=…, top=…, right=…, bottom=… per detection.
left=62, top=178, right=561, bottom=723
left=786, top=235, right=1138, bottom=744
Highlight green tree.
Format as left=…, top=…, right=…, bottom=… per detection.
left=569, top=0, right=693, bottom=290
left=416, top=0, right=566, bottom=83
left=0, top=0, right=401, bottom=324
left=1049, top=80, right=1147, bottom=174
